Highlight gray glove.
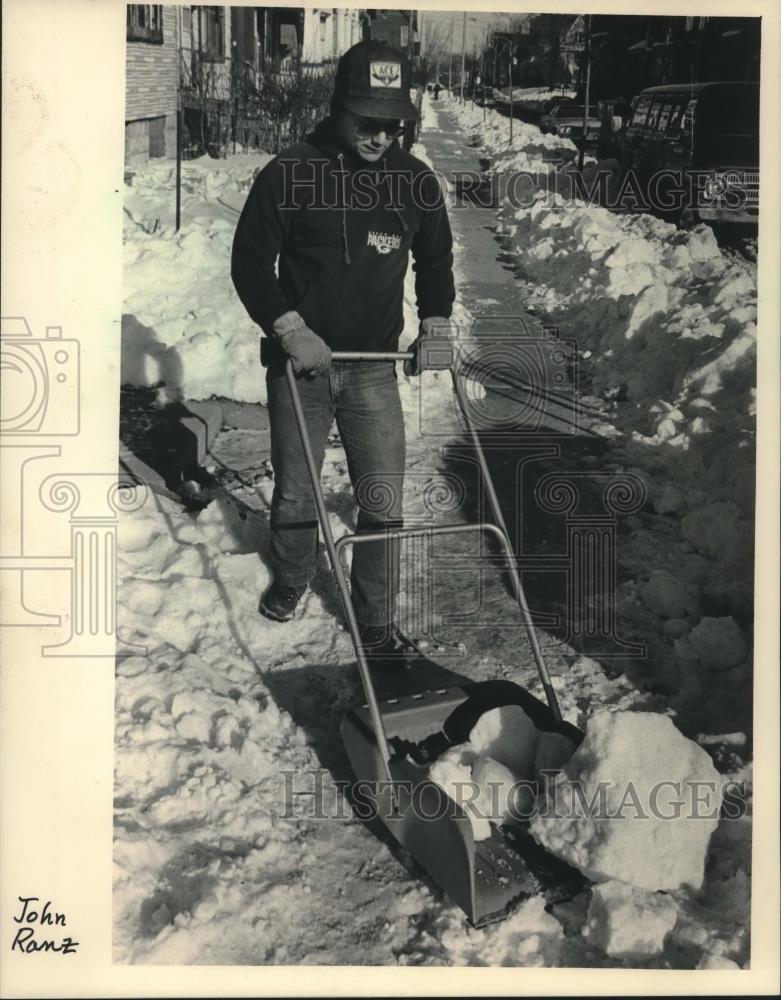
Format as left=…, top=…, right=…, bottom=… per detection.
left=404, top=317, right=453, bottom=376
left=272, top=311, right=331, bottom=376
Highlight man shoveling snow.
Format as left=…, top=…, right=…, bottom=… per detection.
left=231, top=40, right=455, bottom=669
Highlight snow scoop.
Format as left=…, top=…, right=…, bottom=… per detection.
left=285, top=351, right=585, bottom=926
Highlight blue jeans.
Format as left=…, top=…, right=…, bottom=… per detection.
left=266, top=360, right=405, bottom=627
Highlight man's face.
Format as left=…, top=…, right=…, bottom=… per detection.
left=335, top=110, right=405, bottom=163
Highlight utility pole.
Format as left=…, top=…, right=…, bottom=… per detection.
left=448, top=17, right=453, bottom=94
left=175, top=4, right=183, bottom=231
left=508, top=40, right=514, bottom=144
left=577, top=14, right=592, bottom=173
left=496, top=35, right=514, bottom=144
left=480, top=30, right=486, bottom=122
left=460, top=11, right=466, bottom=104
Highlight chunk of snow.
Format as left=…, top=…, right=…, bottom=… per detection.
left=428, top=743, right=490, bottom=841
left=640, top=573, right=698, bottom=620
left=534, top=731, right=578, bottom=781
left=530, top=711, right=722, bottom=891
left=583, top=881, right=678, bottom=959
left=697, top=954, right=741, bottom=970
left=686, top=226, right=721, bottom=262
left=469, top=704, right=538, bottom=777
left=472, top=756, right=535, bottom=826
left=688, top=616, right=749, bottom=671
left=662, top=618, right=690, bottom=639
left=604, top=238, right=659, bottom=269
left=650, top=482, right=683, bottom=514
left=681, top=503, right=739, bottom=560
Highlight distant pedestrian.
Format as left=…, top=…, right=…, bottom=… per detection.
left=433, top=82, right=442, bottom=101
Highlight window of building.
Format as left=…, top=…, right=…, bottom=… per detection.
left=280, top=23, right=298, bottom=57
left=204, top=7, right=226, bottom=60
left=126, top=5, right=163, bottom=44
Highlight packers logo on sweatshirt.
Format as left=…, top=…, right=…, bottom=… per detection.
left=370, top=61, right=402, bottom=89
left=368, top=231, right=402, bottom=254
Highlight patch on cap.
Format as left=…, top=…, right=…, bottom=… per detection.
left=370, top=61, right=402, bottom=89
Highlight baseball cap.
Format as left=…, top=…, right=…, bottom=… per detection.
left=333, top=41, right=419, bottom=121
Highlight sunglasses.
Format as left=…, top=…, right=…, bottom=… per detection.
left=349, top=115, right=406, bottom=139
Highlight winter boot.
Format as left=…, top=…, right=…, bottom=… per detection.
left=259, top=582, right=307, bottom=622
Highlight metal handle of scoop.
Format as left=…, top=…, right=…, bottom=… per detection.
left=284, top=351, right=562, bottom=785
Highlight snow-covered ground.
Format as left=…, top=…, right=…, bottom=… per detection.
left=115, top=97, right=753, bottom=967
left=123, top=154, right=272, bottom=402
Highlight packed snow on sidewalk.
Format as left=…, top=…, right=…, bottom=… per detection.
left=115, top=117, right=752, bottom=968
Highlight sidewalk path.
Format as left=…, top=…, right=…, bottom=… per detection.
left=415, top=102, right=635, bottom=670
left=421, top=101, right=588, bottom=439
left=422, top=103, right=533, bottom=316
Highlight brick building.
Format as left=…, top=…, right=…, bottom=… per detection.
left=125, top=4, right=238, bottom=165
left=125, top=5, right=370, bottom=165
left=125, top=5, right=180, bottom=164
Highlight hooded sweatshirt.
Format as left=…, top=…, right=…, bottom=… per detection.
left=231, top=118, right=454, bottom=356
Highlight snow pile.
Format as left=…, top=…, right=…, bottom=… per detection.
left=123, top=154, right=272, bottom=402
left=445, top=92, right=755, bottom=732
left=446, top=97, right=578, bottom=175
left=583, top=881, right=679, bottom=960
left=530, top=711, right=722, bottom=892
left=498, top=203, right=756, bottom=437
left=113, top=489, right=366, bottom=963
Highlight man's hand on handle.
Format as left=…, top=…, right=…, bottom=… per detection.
left=404, top=316, right=453, bottom=376
left=272, top=310, right=331, bottom=376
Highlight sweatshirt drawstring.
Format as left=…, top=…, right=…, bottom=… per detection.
left=337, top=153, right=351, bottom=264
left=382, top=158, right=409, bottom=237
left=336, top=153, right=407, bottom=264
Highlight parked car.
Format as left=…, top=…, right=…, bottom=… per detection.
left=472, top=84, right=494, bottom=108
left=539, top=101, right=570, bottom=133
left=542, top=103, right=601, bottom=143
left=614, top=82, right=759, bottom=226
